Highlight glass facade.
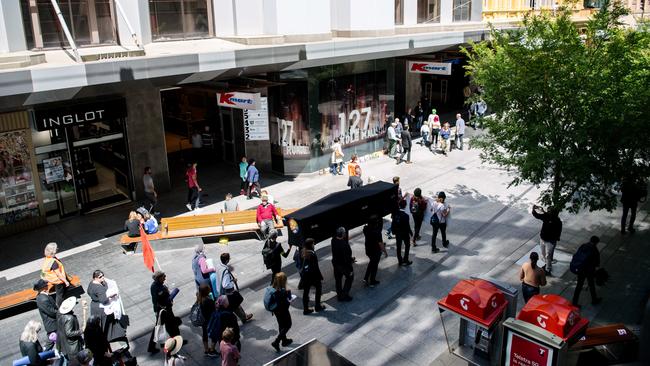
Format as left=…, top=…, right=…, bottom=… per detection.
left=0, top=130, right=40, bottom=227
left=149, top=0, right=211, bottom=41
left=268, top=60, right=394, bottom=174
left=417, top=0, right=441, bottom=23
left=20, top=0, right=116, bottom=49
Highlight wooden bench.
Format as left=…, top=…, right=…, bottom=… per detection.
left=0, top=275, right=83, bottom=319
left=119, top=208, right=296, bottom=248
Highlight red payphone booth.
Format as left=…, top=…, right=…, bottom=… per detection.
left=438, top=279, right=509, bottom=365
left=502, top=294, right=589, bottom=366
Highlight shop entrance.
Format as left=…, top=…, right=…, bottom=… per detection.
left=71, top=135, right=131, bottom=213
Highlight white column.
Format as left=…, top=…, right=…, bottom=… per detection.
left=213, top=0, right=236, bottom=36
left=0, top=0, right=27, bottom=52
left=332, top=0, right=394, bottom=33
left=440, top=0, right=453, bottom=24
left=266, top=0, right=330, bottom=35
left=115, top=0, right=151, bottom=46
left=234, top=0, right=264, bottom=35
left=471, top=0, right=483, bottom=22
left=403, top=0, right=418, bottom=25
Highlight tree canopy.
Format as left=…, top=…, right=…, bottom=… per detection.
left=464, top=0, right=650, bottom=213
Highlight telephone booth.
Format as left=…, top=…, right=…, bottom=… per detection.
left=501, top=294, right=589, bottom=366
left=438, top=279, right=509, bottom=366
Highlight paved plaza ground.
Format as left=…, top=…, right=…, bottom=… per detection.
left=1, top=135, right=648, bottom=366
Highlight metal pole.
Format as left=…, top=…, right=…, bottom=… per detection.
left=113, top=0, right=143, bottom=50
left=49, top=0, right=81, bottom=62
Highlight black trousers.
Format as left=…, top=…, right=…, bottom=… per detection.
left=413, top=213, right=424, bottom=239
left=54, top=283, right=68, bottom=307
left=572, top=273, right=597, bottom=305
left=621, top=202, right=638, bottom=231
left=148, top=309, right=180, bottom=351
left=431, top=222, right=447, bottom=249
left=521, top=282, right=540, bottom=304
left=187, top=187, right=199, bottom=209
left=274, top=310, right=292, bottom=343
left=248, top=182, right=261, bottom=198
left=302, top=280, right=322, bottom=309
left=333, top=266, right=353, bottom=299
left=395, top=234, right=410, bottom=263
left=364, top=253, right=381, bottom=283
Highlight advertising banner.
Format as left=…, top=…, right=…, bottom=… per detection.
left=505, top=331, right=553, bottom=366
left=408, top=61, right=453, bottom=75
left=43, top=157, right=65, bottom=184
left=217, top=92, right=261, bottom=110
left=244, top=97, right=269, bottom=141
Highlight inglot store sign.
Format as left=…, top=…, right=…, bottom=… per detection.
left=34, top=98, right=127, bottom=132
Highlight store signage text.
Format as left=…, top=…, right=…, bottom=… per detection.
left=279, top=118, right=310, bottom=156
left=34, top=98, right=127, bottom=132
left=217, top=92, right=261, bottom=110
left=337, top=107, right=379, bottom=144
left=408, top=61, right=452, bottom=75
left=505, top=332, right=553, bottom=366
left=243, top=97, right=269, bottom=141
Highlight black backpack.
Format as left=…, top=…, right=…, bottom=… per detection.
left=262, top=241, right=275, bottom=269
left=570, top=245, right=590, bottom=274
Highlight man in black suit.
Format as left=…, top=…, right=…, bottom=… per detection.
left=331, top=227, right=355, bottom=301
left=34, top=279, right=58, bottom=347
left=392, top=200, right=413, bottom=266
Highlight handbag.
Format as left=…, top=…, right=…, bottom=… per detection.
left=153, top=310, right=169, bottom=343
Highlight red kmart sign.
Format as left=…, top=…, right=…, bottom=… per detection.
left=217, top=91, right=261, bottom=110
left=408, top=61, right=452, bottom=75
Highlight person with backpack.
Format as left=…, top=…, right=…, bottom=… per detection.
left=266, top=272, right=293, bottom=352
left=192, top=244, right=215, bottom=290
left=571, top=236, right=602, bottom=307
left=392, top=199, right=413, bottom=266
left=216, top=253, right=254, bottom=324
left=363, top=216, right=387, bottom=287
left=519, top=252, right=547, bottom=303
left=195, top=285, right=217, bottom=357
left=331, top=227, right=355, bottom=302
left=262, top=230, right=292, bottom=284
left=300, top=239, right=325, bottom=315
left=430, top=192, right=451, bottom=253
left=409, top=188, right=428, bottom=246
left=208, top=296, right=240, bottom=352
left=531, top=205, right=562, bottom=276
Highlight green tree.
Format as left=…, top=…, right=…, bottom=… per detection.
left=464, top=0, right=650, bottom=213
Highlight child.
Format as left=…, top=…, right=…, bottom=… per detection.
left=220, top=328, right=240, bottom=366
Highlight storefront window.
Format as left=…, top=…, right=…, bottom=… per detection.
left=35, top=150, right=77, bottom=218
left=453, top=0, right=471, bottom=22
left=149, top=0, right=211, bottom=41
left=418, top=0, right=441, bottom=23
left=0, top=130, right=40, bottom=227
left=20, top=0, right=116, bottom=49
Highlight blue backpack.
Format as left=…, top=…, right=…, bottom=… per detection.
left=263, top=287, right=277, bottom=311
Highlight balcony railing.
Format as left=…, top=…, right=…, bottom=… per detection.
left=482, top=0, right=597, bottom=21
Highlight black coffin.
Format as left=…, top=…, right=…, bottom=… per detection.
left=285, top=181, right=398, bottom=246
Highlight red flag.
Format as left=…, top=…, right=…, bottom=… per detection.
left=140, top=225, right=155, bottom=272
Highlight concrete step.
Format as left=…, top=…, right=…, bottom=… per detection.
left=0, top=53, right=46, bottom=70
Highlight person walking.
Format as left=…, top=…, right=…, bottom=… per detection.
left=571, top=236, right=602, bottom=307
left=87, top=270, right=127, bottom=342
left=57, top=297, right=84, bottom=363
left=531, top=205, right=562, bottom=276
left=257, top=195, right=280, bottom=238
left=620, top=176, right=645, bottom=234
left=430, top=192, right=451, bottom=253
left=33, top=280, right=57, bottom=347
left=264, top=230, right=292, bottom=284
left=83, top=316, right=113, bottom=366
left=148, top=271, right=181, bottom=353
left=397, top=125, right=412, bottom=164
left=217, top=253, right=254, bottom=323
left=428, top=109, right=441, bottom=150
left=246, top=159, right=261, bottom=199
left=19, top=320, right=51, bottom=366
left=330, top=138, right=344, bottom=175
left=387, top=122, right=399, bottom=158
left=420, top=121, right=430, bottom=148
left=455, top=113, right=466, bottom=150
left=197, top=285, right=218, bottom=357
left=409, top=188, right=428, bottom=245
left=41, top=242, right=71, bottom=307
left=185, top=162, right=201, bottom=211
left=300, top=238, right=325, bottom=314
left=208, top=296, right=240, bottom=353
left=331, top=227, right=355, bottom=301
left=520, top=252, right=547, bottom=303
left=270, top=272, right=293, bottom=352
left=363, top=216, right=387, bottom=287
left=192, top=244, right=216, bottom=290
left=143, top=167, right=158, bottom=214
left=440, top=122, right=451, bottom=155
left=392, top=200, right=413, bottom=266
left=239, top=156, right=248, bottom=196
left=220, top=328, right=240, bottom=366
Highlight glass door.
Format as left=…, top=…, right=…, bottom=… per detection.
left=36, top=148, right=78, bottom=219
left=219, top=108, right=237, bottom=163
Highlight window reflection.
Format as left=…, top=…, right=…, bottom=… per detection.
left=418, top=0, right=441, bottom=23
left=149, top=0, right=210, bottom=41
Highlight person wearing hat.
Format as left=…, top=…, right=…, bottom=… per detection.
left=265, top=230, right=292, bottom=285
left=409, top=188, right=428, bottom=245
left=256, top=194, right=279, bottom=238
left=57, top=296, right=83, bottom=363
left=430, top=191, right=451, bottom=253
left=34, top=279, right=58, bottom=346
left=164, top=336, right=186, bottom=366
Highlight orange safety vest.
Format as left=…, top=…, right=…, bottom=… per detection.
left=348, top=162, right=359, bottom=176
left=41, top=256, right=66, bottom=284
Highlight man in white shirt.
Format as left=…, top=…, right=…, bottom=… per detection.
left=455, top=113, right=466, bottom=150
left=386, top=122, right=400, bottom=158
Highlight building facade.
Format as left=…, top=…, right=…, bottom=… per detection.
left=0, top=0, right=619, bottom=236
